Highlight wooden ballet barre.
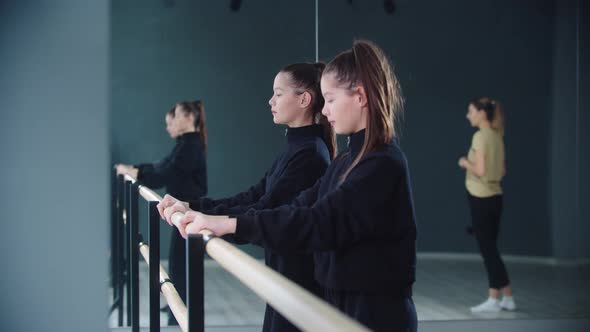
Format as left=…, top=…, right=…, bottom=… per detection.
left=124, top=173, right=369, bottom=331
left=138, top=241, right=188, bottom=332
left=123, top=174, right=136, bottom=184
left=122, top=174, right=188, bottom=331
left=168, top=211, right=369, bottom=332
left=123, top=174, right=165, bottom=203
left=138, top=185, right=162, bottom=202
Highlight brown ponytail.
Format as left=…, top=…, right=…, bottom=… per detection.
left=469, top=97, right=504, bottom=136
left=176, top=100, right=208, bottom=152
left=325, top=40, right=404, bottom=182
left=280, top=62, right=337, bottom=160
left=491, top=100, right=504, bottom=136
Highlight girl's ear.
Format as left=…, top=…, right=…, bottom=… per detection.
left=300, top=91, right=313, bottom=108
left=356, top=85, right=368, bottom=108
left=186, top=111, right=195, bottom=122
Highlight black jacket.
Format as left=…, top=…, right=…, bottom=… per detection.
left=136, top=132, right=207, bottom=201
left=189, top=124, right=330, bottom=332
left=190, top=125, right=329, bottom=217
left=235, top=129, right=417, bottom=296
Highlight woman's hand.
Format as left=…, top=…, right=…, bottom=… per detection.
left=459, top=154, right=485, bottom=177
left=184, top=213, right=237, bottom=239
left=157, top=194, right=190, bottom=226
left=458, top=157, right=469, bottom=169
left=115, top=164, right=138, bottom=178
left=115, top=164, right=131, bottom=175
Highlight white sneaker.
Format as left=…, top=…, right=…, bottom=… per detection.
left=500, top=296, right=516, bottom=311
left=470, top=297, right=501, bottom=313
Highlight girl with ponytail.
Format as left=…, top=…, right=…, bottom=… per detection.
left=459, top=97, right=515, bottom=313
left=167, top=40, right=418, bottom=331
left=116, top=99, right=208, bottom=325
left=158, top=63, right=333, bottom=331
left=175, top=100, right=208, bottom=152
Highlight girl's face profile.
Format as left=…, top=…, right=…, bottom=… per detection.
left=466, top=104, right=484, bottom=127
left=321, top=73, right=365, bottom=135
left=268, top=72, right=306, bottom=126
left=165, top=113, right=178, bottom=138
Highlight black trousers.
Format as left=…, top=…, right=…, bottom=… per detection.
left=167, top=228, right=186, bottom=325
left=323, top=288, right=417, bottom=332
left=467, top=193, right=510, bottom=289
left=262, top=282, right=320, bottom=332
left=263, top=305, right=301, bottom=332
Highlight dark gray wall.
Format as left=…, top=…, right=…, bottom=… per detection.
left=550, top=0, right=589, bottom=259
left=0, top=1, right=109, bottom=331
left=111, top=0, right=315, bottom=257
left=550, top=0, right=577, bottom=258
left=581, top=0, right=590, bottom=258
left=111, top=1, right=587, bottom=258
left=319, top=0, right=554, bottom=255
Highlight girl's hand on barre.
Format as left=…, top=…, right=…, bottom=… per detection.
left=172, top=210, right=200, bottom=238
left=157, top=194, right=179, bottom=220
left=157, top=194, right=190, bottom=225
left=184, top=213, right=237, bottom=238
left=115, top=164, right=138, bottom=178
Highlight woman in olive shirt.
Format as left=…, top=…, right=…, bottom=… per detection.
left=459, top=97, right=516, bottom=313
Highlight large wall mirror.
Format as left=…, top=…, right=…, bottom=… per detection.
left=109, top=0, right=589, bottom=329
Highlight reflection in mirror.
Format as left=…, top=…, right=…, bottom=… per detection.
left=108, top=0, right=589, bottom=331
left=317, top=0, right=589, bottom=328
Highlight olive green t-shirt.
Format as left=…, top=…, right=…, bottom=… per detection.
left=465, top=127, right=505, bottom=197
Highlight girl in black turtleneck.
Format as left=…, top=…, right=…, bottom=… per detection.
left=115, top=100, right=207, bottom=325
left=157, top=63, right=336, bottom=332
left=170, top=41, right=418, bottom=332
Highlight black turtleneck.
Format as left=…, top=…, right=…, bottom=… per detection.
left=189, top=124, right=330, bottom=216
left=235, top=129, right=417, bottom=295
left=189, top=124, right=330, bottom=332
left=135, top=131, right=207, bottom=201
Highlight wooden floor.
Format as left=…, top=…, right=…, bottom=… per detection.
left=108, top=254, right=590, bottom=329
left=414, top=253, right=590, bottom=320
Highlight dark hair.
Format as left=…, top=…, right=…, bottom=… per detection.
left=280, top=62, right=337, bottom=160
left=170, top=100, right=208, bottom=152
left=469, top=97, right=504, bottom=136
left=324, top=40, right=404, bottom=182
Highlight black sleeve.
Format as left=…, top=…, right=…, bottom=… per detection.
left=187, top=174, right=268, bottom=213
left=135, top=163, right=155, bottom=173
left=137, top=145, right=198, bottom=189
left=207, top=150, right=328, bottom=216
left=234, top=156, right=406, bottom=253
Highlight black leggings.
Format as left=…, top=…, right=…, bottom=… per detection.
left=467, top=193, right=510, bottom=289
